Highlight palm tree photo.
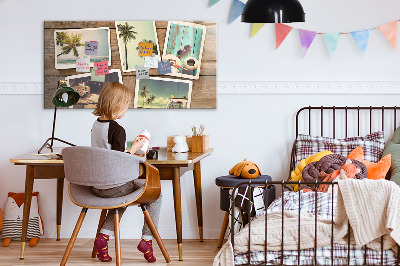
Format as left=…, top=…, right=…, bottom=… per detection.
left=139, top=84, right=149, bottom=107
left=117, top=22, right=138, bottom=70
left=56, top=33, right=84, bottom=57
left=146, top=95, right=156, bottom=107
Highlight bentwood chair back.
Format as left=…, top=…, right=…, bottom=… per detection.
left=60, top=146, right=171, bottom=265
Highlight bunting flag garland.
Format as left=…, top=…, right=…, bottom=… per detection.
left=323, top=33, right=341, bottom=58
left=207, top=3, right=400, bottom=58
left=378, top=21, right=398, bottom=50
left=351, top=29, right=370, bottom=55
left=251, top=23, right=266, bottom=38
left=275, top=23, right=293, bottom=49
left=209, top=0, right=220, bottom=7
left=229, top=0, right=245, bottom=24
left=298, top=29, right=317, bottom=58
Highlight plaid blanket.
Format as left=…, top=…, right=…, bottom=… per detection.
left=235, top=244, right=397, bottom=265
left=266, top=190, right=336, bottom=220
left=234, top=191, right=397, bottom=265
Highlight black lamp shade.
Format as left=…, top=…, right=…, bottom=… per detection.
left=52, top=83, right=80, bottom=107
left=242, top=0, right=305, bottom=23
left=38, top=80, right=80, bottom=153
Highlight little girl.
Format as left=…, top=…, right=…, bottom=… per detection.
left=91, top=82, right=162, bottom=263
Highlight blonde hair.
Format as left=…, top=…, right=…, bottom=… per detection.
left=93, top=82, right=132, bottom=120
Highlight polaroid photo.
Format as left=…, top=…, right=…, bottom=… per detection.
left=64, top=69, right=123, bottom=109
left=54, top=27, right=111, bottom=69
left=162, top=21, right=206, bottom=80
left=134, top=77, right=192, bottom=109
left=115, top=21, right=160, bottom=72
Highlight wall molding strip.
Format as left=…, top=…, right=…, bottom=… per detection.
left=0, top=83, right=43, bottom=95
left=1, top=81, right=399, bottom=95
left=218, top=81, right=400, bottom=94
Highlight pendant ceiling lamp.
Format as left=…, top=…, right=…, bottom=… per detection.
left=242, top=0, right=305, bottom=23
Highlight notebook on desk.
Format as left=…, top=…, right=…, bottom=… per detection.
left=30, top=153, right=63, bottom=159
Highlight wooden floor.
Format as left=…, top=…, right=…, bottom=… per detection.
left=0, top=239, right=221, bottom=265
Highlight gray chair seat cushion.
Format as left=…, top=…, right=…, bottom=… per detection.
left=69, top=180, right=145, bottom=208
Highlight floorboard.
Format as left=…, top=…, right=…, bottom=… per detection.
left=0, top=239, right=222, bottom=265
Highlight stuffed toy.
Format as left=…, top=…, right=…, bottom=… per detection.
left=1, top=192, right=44, bottom=247
left=317, top=160, right=360, bottom=193
left=301, top=154, right=368, bottom=190
left=229, top=159, right=261, bottom=179
left=348, top=146, right=391, bottom=180
left=289, top=150, right=333, bottom=191
left=172, top=135, right=189, bottom=153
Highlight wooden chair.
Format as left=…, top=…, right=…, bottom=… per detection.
left=60, top=146, right=171, bottom=265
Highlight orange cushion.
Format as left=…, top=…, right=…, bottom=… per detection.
left=348, top=146, right=391, bottom=180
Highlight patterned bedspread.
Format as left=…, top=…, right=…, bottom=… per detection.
left=234, top=191, right=397, bottom=265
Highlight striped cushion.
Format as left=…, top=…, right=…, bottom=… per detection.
left=1, top=217, right=40, bottom=240
left=295, top=131, right=385, bottom=167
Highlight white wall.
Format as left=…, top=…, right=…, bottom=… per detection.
left=1, top=0, right=400, bottom=240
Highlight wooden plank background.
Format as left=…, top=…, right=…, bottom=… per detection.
left=44, top=21, right=216, bottom=109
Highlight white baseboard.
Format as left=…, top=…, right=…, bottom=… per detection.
left=1, top=81, right=400, bottom=95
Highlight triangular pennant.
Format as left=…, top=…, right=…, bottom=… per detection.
left=298, top=29, right=317, bottom=58
left=229, top=0, right=245, bottom=24
left=251, top=23, right=266, bottom=38
left=378, top=21, right=398, bottom=50
left=351, top=29, right=370, bottom=55
left=275, top=23, right=293, bottom=49
left=323, top=33, right=341, bottom=58
left=209, top=0, right=220, bottom=7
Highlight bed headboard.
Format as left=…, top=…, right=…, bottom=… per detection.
left=295, top=106, right=400, bottom=138
left=290, top=106, right=400, bottom=178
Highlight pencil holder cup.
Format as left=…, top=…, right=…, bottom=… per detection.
left=191, top=135, right=209, bottom=153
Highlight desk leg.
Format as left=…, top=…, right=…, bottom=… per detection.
left=193, top=161, right=203, bottom=242
left=20, top=165, right=34, bottom=259
left=172, top=167, right=183, bottom=261
left=56, top=178, right=64, bottom=241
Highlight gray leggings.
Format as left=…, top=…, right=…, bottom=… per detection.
left=92, top=180, right=162, bottom=240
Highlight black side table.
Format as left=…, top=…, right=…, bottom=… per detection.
left=215, top=175, right=275, bottom=248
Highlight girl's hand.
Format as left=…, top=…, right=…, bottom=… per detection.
left=134, top=149, right=149, bottom=157
left=129, top=137, right=147, bottom=154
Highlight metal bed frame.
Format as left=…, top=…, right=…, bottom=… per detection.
left=230, top=106, right=400, bottom=266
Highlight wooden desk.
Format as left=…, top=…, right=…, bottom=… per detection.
left=9, top=148, right=64, bottom=260
left=147, top=148, right=213, bottom=260
left=10, top=147, right=213, bottom=261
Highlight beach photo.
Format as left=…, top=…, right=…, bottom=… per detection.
left=54, top=27, right=111, bottom=69
left=162, top=21, right=206, bottom=80
left=115, top=21, right=160, bottom=72
left=134, top=77, right=192, bottom=109
left=65, top=70, right=123, bottom=109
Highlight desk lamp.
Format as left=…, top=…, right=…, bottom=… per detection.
left=242, top=0, right=305, bottom=23
left=38, top=80, right=80, bottom=154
